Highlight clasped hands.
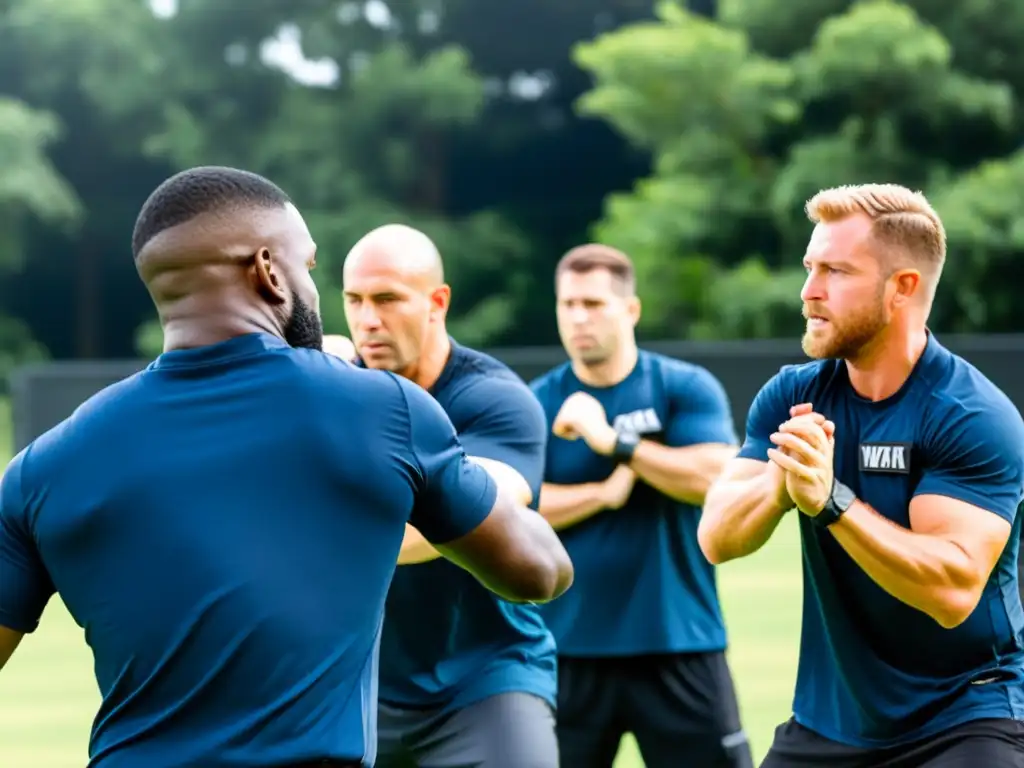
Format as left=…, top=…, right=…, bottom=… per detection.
left=767, top=403, right=836, bottom=518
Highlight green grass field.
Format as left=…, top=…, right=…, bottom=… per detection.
left=0, top=396, right=804, bottom=766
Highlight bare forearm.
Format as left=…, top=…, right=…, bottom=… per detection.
left=699, top=472, right=790, bottom=564
left=510, top=506, right=575, bottom=601
left=398, top=524, right=442, bottom=565
left=830, top=501, right=978, bottom=628
left=629, top=442, right=735, bottom=505
left=434, top=503, right=574, bottom=604
left=401, top=457, right=534, bottom=566
left=538, top=482, right=606, bottom=530
left=0, top=627, right=24, bottom=671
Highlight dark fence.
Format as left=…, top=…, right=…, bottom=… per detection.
left=10, top=334, right=1024, bottom=591
left=10, top=333, right=1024, bottom=453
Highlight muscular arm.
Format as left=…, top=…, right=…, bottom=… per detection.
left=399, top=456, right=534, bottom=564
left=829, top=496, right=1011, bottom=629
left=699, top=458, right=792, bottom=564
left=434, top=484, right=574, bottom=603
left=632, top=364, right=737, bottom=505
left=538, top=481, right=608, bottom=530
left=401, top=376, right=569, bottom=602
left=628, top=442, right=736, bottom=505
left=697, top=370, right=797, bottom=564
left=0, top=454, right=56, bottom=668
left=827, top=401, right=1024, bottom=628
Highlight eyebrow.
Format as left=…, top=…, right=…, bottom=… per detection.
left=343, top=290, right=401, bottom=299
left=804, top=258, right=858, bottom=272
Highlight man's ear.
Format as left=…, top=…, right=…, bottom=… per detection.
left=430, top=284, right=451, bottom=320
left=251, top=248, right=288, bottom=304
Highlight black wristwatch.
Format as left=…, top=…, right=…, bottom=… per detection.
left=813, top=479, right=856, bottom=528
left=611, top=430, right=640, bottom=464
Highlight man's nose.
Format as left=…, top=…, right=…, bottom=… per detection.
left=800, top=271, right=825, bottom=303
left=356, top=303, right=383, bottom=329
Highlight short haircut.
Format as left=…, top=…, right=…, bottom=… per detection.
left=555, top=244, right=636, bottom=295
left=805, top=184, right=947, bottom=286
left=131, top=166, right=291, bottom=258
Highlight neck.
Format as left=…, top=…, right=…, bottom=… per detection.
left=571, top=339, right=638, bottom=387
left=845, top=322, right=928, bottom=402
left=402, top=329, right=451, bottom=390
left=158, top=295, right=282, bottom=353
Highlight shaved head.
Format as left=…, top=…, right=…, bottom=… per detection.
left=342, top=224, right=451, bottom=381
left=344, top=224, right=444, bottom=287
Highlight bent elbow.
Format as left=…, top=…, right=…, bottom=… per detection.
left=699, top=539, right=726, bottom=566
left=501, top=556, right=573, bottom=604
left=697, top=511, right=728, bottom=565
left=931, top=590, right=982, bottom=630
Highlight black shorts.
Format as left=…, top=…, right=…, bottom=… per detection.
left=376, top=692, right=559, bottom=768
left=557, top=652, right=753, bottom=768
left=760, top=717, right=1024, bottom=767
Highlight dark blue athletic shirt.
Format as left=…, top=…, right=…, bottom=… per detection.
left=738, top=333, right=1024, bottom=748
left=370, top=341, right=557, bottom=711
left=0, top=333, right=496, bottom=768
left=530, top=351, right=738, bottom=656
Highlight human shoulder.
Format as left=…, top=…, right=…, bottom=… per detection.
left=528, top=361, right=574, bottom=409
left=919, top=350, right=1024, bottom=459
left=644, top=351, right=727, bottom=398
left=19, top=372, right=150, bottom=469
left=738, top=359, right=839, bottom=452
left=751, top=357, right=842, bottom=409
left=289, top=347, right=411, bottom=406
left=442, top=346, right=545, bottom=431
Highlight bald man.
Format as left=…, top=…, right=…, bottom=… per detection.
left=336, top=224, right=560, bottom=768
left=0, top=169, right=572, bottom=768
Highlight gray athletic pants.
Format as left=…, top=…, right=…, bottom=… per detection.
left=376, top=692, right=559, bottom=768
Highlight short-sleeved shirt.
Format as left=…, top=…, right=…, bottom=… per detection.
left=530, top=351, right=738, bottom=656
left=738, top=333, right=1024, bottom=748
left=374, top=341, right=557, bottom=711
left=0, top=332, right=496, bottom=768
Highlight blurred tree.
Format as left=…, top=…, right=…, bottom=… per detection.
left=94, top=0, right=538, bottom=355
left=6, top=0, right=1024, bottom=361
left=0, top=97, right=81, bottom=384
left=576, top=0, right=1021, bottom=338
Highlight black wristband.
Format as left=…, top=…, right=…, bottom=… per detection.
left=813, top=479, right=856, bottom=528
left=611, top=430, right=640, bottom=463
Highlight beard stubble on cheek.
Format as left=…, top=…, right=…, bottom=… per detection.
left=803, top=283, right=888, bottom=360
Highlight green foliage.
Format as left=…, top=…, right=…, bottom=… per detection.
left=0, top=99, right=81, bottom=271
left=575, top=0, right=1024, bottom=338
left=0, top=97, right=79, bottom=371
left=4, top=0, right=1024, bottom=363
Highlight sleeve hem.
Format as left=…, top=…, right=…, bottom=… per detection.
left=913, top=481, right=1018, bottom=524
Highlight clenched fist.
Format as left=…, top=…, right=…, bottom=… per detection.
left=552, top=392, right=617, bottom=456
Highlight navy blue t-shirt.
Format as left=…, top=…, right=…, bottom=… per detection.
left=0, top=333, right=497, bottom=768
left=530, top=351, right=737, bottom=656
left=375, top=342, right=556, bottom=711
left=738, top=333, right=1024, bottom=747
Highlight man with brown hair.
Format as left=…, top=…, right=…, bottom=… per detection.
left=700, top=183, right=1024, bottom=766
left=530, top=244, right=752, bottom=768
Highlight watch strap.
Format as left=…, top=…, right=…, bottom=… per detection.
left=611, top=431, right=639, bottom=463
left=813, top=478, right=856, bottom=528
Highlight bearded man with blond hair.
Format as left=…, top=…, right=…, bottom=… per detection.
left=700, top=183, right=1024, bottom=766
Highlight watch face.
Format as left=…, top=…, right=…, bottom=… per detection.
left=833, top=481, right=856, bottom=510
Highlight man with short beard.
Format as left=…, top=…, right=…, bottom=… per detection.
left=0, top=167, right=572, bottom=768
left=700, top=183, right=1024, bottom=767
left=529, top=244, right=752, bottom=768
